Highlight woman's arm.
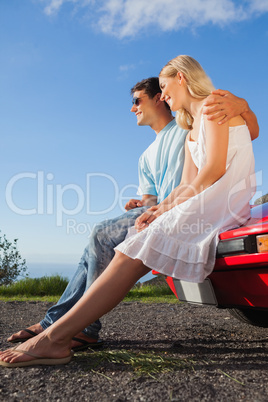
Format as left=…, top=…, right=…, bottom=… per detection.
left=135, top=118, right=229, bottom=231
left=170, top=116, right=229, bottom=205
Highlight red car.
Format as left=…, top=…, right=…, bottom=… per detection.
left=155, top=202, right=268, bottom=328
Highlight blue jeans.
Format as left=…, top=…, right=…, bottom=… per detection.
left=40, top=206, right=148, bottom=339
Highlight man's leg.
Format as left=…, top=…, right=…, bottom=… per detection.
left=8, top=207, right=148, bottom=343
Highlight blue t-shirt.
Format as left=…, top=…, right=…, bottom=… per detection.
left=137, top=119, right=188, bottom=203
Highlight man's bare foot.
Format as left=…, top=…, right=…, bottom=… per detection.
left=7, top=323, right=44, bottom=343
left=8, top=326, right=100, bottom=351
left=71, top=331, right=100, bottom=350
left=1, top=329, right=72, bottom=366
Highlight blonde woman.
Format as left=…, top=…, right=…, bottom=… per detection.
left=0, top=56, right=255, bottom=367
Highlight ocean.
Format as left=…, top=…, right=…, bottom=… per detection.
left=26, top=263, right=78, bottom=281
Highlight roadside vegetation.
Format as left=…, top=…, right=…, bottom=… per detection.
left=124, top=282, right=176, bottom=303
left=0, top=231, right=28, bottom=286
left=0, top=275, right=68, bottom=301
left=0, top=275, right=177, bottom=303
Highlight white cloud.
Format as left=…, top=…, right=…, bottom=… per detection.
left=43, top=0, right=93, bottom=16
left=43, top=0, right=68, bottom=16
left=40, top=0, right=268, bottom=38
left=98, top=0, right=248, bottom=38
left=249, top=0, right=268, bottom=13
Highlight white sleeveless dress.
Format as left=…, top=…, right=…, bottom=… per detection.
left=115, top=117, right=256, bottom=283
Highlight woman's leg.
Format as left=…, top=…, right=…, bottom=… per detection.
left=0, top=252, right=150, bottom=364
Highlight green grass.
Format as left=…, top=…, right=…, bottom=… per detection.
left=0, top=275, right=69, bottom=299
left=76, top=350, right=244, bottom=385
left=124, top=283, right=177, bottom=303
left=0, top=275, right=177, bottom=303
left=78, top=349, right=194, bottom=378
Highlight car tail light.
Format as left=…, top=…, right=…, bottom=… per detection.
left=256, top=234, right=268, bottom=253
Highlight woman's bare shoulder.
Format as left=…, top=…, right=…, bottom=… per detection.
left=229, top=115, right=245, bottom=127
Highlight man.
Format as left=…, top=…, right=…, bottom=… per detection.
left=8, top=78, right=258, bottom=351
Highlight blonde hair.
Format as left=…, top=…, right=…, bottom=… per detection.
left=159, top=55, right=215, bottom=130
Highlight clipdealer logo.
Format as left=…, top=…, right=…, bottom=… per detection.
left=5, top=169, right=261, bottom=235
left=5, top=171, right=139, bottom=227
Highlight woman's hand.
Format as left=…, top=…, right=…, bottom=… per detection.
left=135, top=204, right=173, bottom=232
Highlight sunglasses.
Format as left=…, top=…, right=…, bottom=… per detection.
left=132, top=96, right=147, bottom=106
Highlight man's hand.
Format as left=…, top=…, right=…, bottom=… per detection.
left=125, top=195, right=157, bottom=211
left=124, top=199, right=144, bottom=211
left=202, top=89, right=248, bottom=125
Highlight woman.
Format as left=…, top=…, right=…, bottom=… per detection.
left=0, top=56, right=255, bottom=367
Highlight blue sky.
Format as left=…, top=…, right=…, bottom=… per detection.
left=1, top=0, right=268, bottom=274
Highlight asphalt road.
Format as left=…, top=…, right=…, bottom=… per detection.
left=0, top=300, right=267, bottom=401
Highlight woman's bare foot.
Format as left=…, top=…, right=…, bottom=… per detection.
left=1, top=329, right=72, bottom=365
left=7, top=323, right=44, bottom=343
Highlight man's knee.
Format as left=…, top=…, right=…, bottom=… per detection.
left=89, top=208, right=147, bottom=247
left=88, top=222, right=107, bottom=244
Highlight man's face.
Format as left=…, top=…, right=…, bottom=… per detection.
left=131, top=90, right=158, bottom=127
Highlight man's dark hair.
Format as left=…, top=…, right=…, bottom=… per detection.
left=131, top=77, right=160, bottom=98
left=130, top=77, right=170, bottom=111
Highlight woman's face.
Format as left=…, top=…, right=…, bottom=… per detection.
left=159, top=75, right=182, bottom=112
